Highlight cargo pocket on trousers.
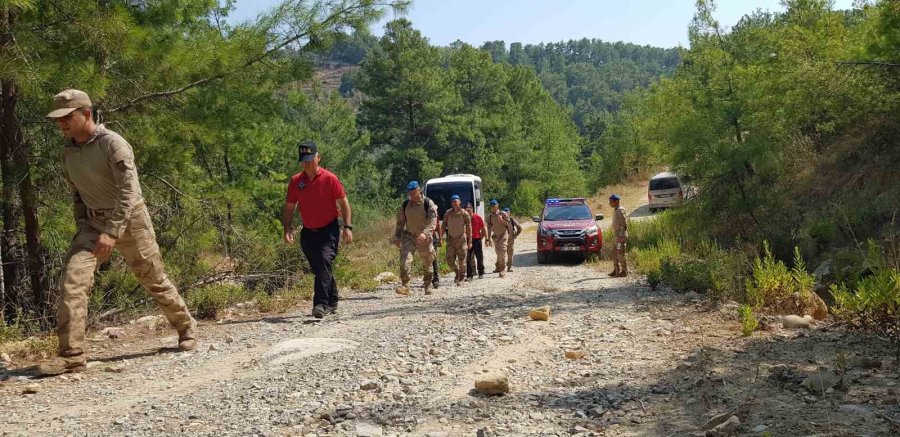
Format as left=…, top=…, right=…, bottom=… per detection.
left=128, top=210, right=160, bottom=260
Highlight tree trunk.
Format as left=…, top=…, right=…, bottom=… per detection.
left=0, top=234, right=5, bottom=324
left=2, top=79, right=49, bottom=320
left=0, top=7, right=24, bottom=323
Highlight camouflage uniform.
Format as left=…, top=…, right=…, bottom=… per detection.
left=443, top=208, right=472, bottom=284
left=54, top=124, right=196, bottom=369
left=506, top=216, right=523, bottom=272
left=611, top=205, right=628, bottom=276
left=486, top=211, right=510, bottom=275
left=394, top=198, right=437, bottom=289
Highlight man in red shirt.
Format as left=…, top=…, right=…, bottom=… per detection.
left=281, top=142, right=353, bottom=319
left=465, top=202, right=486, bottom=280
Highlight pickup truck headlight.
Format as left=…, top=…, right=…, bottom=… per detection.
left=586, top=225, right=599, bottom=236
left=539, top=226, right=552, bottom=236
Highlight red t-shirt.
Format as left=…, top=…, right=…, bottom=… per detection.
left=471, top=213, right=485, bottom=239
left=286, top=168, right=346, bottom=229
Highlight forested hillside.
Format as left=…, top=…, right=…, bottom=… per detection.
left=325, top=30, right=680, bottom=190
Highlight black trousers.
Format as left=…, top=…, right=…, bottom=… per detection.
left=467, top=237, right=485, bottom=278
left=300, top=220, right=340, bottom=309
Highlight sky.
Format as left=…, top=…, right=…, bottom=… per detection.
left=228, top=0, right=855, bottom=48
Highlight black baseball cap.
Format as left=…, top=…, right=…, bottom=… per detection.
left=298, top=141, right=318, bottom=162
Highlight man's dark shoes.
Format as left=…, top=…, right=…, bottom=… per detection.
left=312, top=304, right=326, bottom=319
left=325, top=306, right=337, bottom=315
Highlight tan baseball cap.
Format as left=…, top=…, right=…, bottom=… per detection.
left=46, top=89, right=92, bottom=118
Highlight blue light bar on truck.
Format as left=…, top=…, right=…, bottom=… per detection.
left=546, top=198, right=586, bottom=204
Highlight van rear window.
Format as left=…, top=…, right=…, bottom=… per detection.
left=650, top=177, right=680, bottom=190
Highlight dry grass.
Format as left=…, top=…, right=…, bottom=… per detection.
left=1, top=335, right=58, bottom=363
left=337, top=218, right=398, bottom=290
left=587, top=178, right=652, bottom=222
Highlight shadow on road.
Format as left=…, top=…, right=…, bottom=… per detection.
left=93, top=347, right=183, bottom=364
left=351, top=276, right=646, bottom=322
left=629, top=204, right=655, bottom=219
left=513, top=249, right=588, bottom=268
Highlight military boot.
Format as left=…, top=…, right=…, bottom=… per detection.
left=609, top=266, right=620, bottom=277
left=618, top=265, right=629, bottom=277
left=178, top=328, right=198, bottom=351
left=507, top=267, right=513, bottom=273
left=36, top=355, right=86, bottom=376
left=424, top=283, right=433, bottom=295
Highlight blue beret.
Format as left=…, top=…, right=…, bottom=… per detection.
left=490, top=199, right=499, bottom=206
left=502, top=207, right=510, bottom=212
left=406, top=181, right=420, bottom=191
left=609, top=194, right=621, bottom=201
left=450, top=194, right=461, bottom=201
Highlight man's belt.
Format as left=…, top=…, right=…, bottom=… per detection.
left=86, top=208, right=112, bottom=218
left=86, top=200, right=145, bottom=218
left=303, top=219, right=338, bottom=232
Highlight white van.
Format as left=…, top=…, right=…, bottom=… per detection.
left=424, top=174, right=485, bottom=218
left=648, top=172, right=683, bottom=212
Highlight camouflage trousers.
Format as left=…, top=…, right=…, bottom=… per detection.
left=492, top=234, right=509, bottom=272
left=58, top=205, right=195, bottom=358
left=612, top=237, right=628, bottom=270
left=506, top=238, right=516, bottom=268
left=399, top=233, right=435, bottom=285
left=445, top=236, right=467, bottom=280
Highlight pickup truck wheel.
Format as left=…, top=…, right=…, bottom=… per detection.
left=537, top=252, right=550, bottom=264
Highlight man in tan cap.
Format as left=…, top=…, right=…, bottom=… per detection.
left=38, top=89, right=197, bottom=376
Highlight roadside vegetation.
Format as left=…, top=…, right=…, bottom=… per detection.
left=619, top=0, right=900, bottom=344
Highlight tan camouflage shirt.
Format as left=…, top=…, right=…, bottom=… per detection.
left=395, top=197, right=437, bottom=238
left=443, top=208, right=472, bottom=240
left=613, top=205, right=628, bottom=238
left=486, top=211, right=509, bottom=239
left=62, top=124, right=143, bottom=239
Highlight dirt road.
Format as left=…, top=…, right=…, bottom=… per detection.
left=1, top=226, right=897, bottom=436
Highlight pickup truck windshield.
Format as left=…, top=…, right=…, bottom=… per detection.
left=544, top=205, right=592, bottom=221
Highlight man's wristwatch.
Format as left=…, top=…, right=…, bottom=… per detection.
left=344, top=225, right=353, bottom=230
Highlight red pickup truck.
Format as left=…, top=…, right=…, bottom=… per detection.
left=532, top=198, right=604, bottom=264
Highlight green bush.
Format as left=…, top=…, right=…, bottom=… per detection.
left=660, top=254, right=716, bottom=294
left=631, top=237, right=745, bottom=299
left=186, top=284, right=263, bottom=320
left=832, top=242, right=900, bottom=352
left=0, top=320, right=24, bottom=345
left=632, top=239, right=682, bottom=277
left=628, top=209, right=698, bottom=249
left=832, top=268, right=900, bottom=328
left=738, top=305, right=759, bottom=337
left=745, top=242, right=815, bottom=310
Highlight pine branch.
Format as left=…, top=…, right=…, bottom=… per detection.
left=837, top=61, right=900, bottom=68
left=106, top=1, right=378, bottom=114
